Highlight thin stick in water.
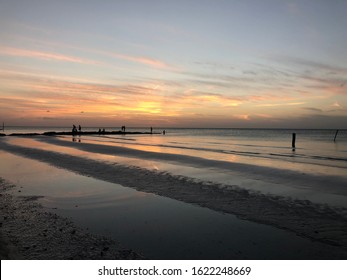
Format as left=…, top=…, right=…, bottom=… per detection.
left=334, top=129, right=339, bottom=142
left=292, top=133, right=296, bottom=150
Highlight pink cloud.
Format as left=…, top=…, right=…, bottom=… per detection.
left=0, top=46, right=97, bottom=65
left=234, top=114, right=250, bottom=121
left=1, top=33, right=175, bottom=70
left=101, top=51, right=173, bottom=70
left=332, top=101, right=341, bottom=107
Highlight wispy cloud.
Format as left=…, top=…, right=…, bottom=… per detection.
left=2, top=33, right=176, bottom=71
left=268, top=55, right=347, bottom=91
left=176, top=90, right=244, bottom=108
left=302, top=107, right=323, bottom=112
left=234, top=114, right=250, bottom=121
left=0, top=70, right=180, bottom=118
left=112, top=53, right=172, bottom=69
left=332, top=101, right=341, bottom=108
left=273, top=55, right=347, bottom=74
left=255, top=102, right=305, bottom=107
left=0, top=46, right=98, bottom=65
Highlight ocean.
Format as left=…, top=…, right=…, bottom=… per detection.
left=3, top=126, right=347, bottom=173
left=2, top=126, right=347, bottom=204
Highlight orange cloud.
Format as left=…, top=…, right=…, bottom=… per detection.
left=0, top=70, right=184, bottom=122
left=132, top=101, right=162, bottom=114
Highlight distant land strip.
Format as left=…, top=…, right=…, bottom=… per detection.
left=0, top=130, right=161, bottom=137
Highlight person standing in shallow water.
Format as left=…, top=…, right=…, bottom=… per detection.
left=78, top=125, right=81, bottom=132
left=72, top=125, right=77, bottom=135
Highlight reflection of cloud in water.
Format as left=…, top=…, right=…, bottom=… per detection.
left=2, top=136, right=347, bottom=207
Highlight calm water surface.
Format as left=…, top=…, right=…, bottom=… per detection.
left=0, top=149, right=343, bottom=259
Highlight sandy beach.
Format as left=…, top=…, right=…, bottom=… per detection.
left=1, top=133, right=347, bottom=259
left=0, top=178, right=142, bottom=259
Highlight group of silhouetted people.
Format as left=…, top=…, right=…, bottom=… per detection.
left=72, top=124, right=166, bottom=135
left=72, top=124, right=82, bottom=135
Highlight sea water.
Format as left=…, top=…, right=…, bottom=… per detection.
left=2, top=127, right=347, bottom=205
left=3, top=127, right=347, bottom=165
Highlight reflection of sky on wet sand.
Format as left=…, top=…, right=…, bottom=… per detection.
left=0, top=150, right=127, bottom=201
left=4, top=136, right=347, bottom=207
left=0, top=149, right=343, bottom=259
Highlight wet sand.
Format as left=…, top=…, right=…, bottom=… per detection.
left=0, top=178, right=142, bottom=259
left=1, top=137, right=347, bottom=259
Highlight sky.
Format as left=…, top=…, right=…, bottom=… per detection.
left=0, top=0, right=346, bottom=128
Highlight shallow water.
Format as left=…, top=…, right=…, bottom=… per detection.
left=3, top=127, right=347, bottom=179
left=4, top=136, right=347, bottom=207
left=0, top=150, right=344, bottom=259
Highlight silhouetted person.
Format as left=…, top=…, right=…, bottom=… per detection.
left=102, top=128, right=105, bottom=133
left=121, top=126, right=126, bottom=132
left=72, top=124, right=77, bottom=135
left=98, top=128, right=101, bottom=134
left=78, top=125, right=81, bottom=132
left=150, top=127, right=153, bottom=134
left=163, top=130, right=166, bottom=135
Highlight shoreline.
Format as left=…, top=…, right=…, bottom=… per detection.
left=0, top=178, right=143, bottom=260
left=1, top=140, right=347, bottom=258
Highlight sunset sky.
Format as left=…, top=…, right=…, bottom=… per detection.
left=1, top=0, right=346, bottom=128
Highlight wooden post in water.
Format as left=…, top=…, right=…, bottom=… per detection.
left=334, top=129, right=339, bottom=142
left=292, top=133, right=296, bottom=149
